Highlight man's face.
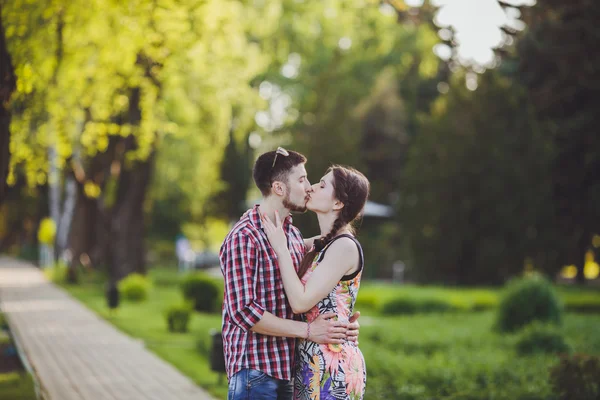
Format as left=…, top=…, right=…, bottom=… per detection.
left=280, top=163, right=311, bottom=213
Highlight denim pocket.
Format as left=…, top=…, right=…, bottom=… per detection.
left=247, top=369, right=269, bottom=386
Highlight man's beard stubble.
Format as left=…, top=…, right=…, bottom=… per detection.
left=283, top=192, right=308, bottom=213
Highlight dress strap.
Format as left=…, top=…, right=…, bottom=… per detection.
left=316, top=234, right=364, bottom=280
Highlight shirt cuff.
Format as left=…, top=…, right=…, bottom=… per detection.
left=234, top=301, right=266, bottom=331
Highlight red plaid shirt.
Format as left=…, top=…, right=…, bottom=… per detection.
left=220, top=205, right=305, bottom=381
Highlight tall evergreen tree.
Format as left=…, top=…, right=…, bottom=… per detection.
left=518, top=0, right=600, bottom=282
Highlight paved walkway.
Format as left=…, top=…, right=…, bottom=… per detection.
left=0, top=256, right=216, bottom=400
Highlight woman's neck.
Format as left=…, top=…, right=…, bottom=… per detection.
left=316, top=212, right=350, bottom=238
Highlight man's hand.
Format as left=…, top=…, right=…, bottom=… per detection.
left=346, top=311, right=360, bottom=344
left=262, top=211, right=288, bottom=254
left=307, top=313, right=348, bottom=344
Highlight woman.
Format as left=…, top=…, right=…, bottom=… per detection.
left=262, top=165, right=370, bottom=400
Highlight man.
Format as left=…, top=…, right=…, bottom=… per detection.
left=220, top=148, right=360, bottom=400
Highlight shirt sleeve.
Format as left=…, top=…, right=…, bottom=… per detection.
left=220, top=232, right=265, bottom=331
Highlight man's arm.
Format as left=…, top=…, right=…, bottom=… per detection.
left=221, top=233, right=265, bottom=331
left=252, top=312, right=347, bottom=344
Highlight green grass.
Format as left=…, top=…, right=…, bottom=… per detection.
left=62, top=272, right=227, bottom=399
left=356, top=281, right=600, bottom=314
left=58, top=267, right=600, bottom=400
left=0, top=314, right=37, bottom=400
left=0, top=373, right=37, bottom=400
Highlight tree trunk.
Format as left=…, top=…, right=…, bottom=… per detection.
left=67, top=183, right=103, bottom=282
left=109, top=149, right=154, bottom=281
left=0, top=5, right=16, bottom=205
left=107, top=87, right=154, bottom=281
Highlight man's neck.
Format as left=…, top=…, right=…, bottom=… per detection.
left=259, top=196, right=291, bottom=225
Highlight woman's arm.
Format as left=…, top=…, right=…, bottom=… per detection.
left=263, top=212, right=358, bottom=314
left=252, top=311, right=348, bottom=344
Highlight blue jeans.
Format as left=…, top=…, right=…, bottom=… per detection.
left=228, top=369, right=293, bottom=400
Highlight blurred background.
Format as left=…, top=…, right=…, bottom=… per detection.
left=1, top=0, right=600, bottom=399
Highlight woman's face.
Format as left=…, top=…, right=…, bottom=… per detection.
left=306, top=171, right=338, bottom=213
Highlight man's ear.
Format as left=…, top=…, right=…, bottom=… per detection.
left=272, top=181, right=286, bottom=196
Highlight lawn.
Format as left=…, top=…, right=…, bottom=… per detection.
left=59, top=267, right=600, bottom=399
left=0, top=314, right=37, bottom=400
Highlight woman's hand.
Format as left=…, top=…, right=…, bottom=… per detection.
left=262, top=211, right=288, bottom=254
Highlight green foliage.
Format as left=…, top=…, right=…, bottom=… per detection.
left=181, top=273, right=222, bottom=313
left=549, top=354, right=600, bottom=400
left=118, top=273, right=151, bottom=302
left=471, top=294, right=498, bottom=312
left=382, top=297, right=451, bottom=315
left=401, top=70, right=554, bottom=285
left=59, top=267, right=600, bottom=400
left=562, top=291, right=600, bottom=314
left=518, top=0, right=600, bottom=281
left=165, top=304, right=192, bottom=333
left=354, top=292, right=381, bottom=312
left=0, top=373, right=37, bottom=400
left=149, top=266, right=183, bottom=287
left=360, top=313, right=560, bottom=400
left=496, top=276, right=563, bottom=333
left=515, top=322, right=571, bottom=355
left=43, top=262, right=69, bottom=284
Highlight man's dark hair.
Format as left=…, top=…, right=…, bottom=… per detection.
left=253, top=150, right=307, bottom=196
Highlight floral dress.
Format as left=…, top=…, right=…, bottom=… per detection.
left=294, top=234, right=366, bottom=400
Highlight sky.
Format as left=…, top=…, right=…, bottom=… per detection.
left=423, top=0, right=537, bottom=66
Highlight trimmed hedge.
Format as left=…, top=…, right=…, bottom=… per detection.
left=181, top=272, right=223, bottom=313
left=515, top=322, right=572, bottom=355
left=118, top=273, right=151, bottom=302
left=495, top=276, right=563, bottom=333
left=165, top=304, right=192, bottom=333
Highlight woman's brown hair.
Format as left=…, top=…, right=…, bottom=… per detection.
left=297, top=165, right=370, bottom=278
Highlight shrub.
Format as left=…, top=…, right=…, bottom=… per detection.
left=381, top=297, right=419, bottom=315
left=471, top=295, right=498, bottom=311
left=495, top=276, right=563, bottom=333
left=550, top=354, right=600, bottom=400
left=118, top=273, right=151, bottom=302
left=564, top=296, right=600, bottom=313
left=382, top=297, right=451, bottom=315
left=515, top=322, right=571, bottom=355
left=165, top=304, right=192, bottom=333
left=355, top=292, right=381, bottom=312
left=181, top=272, right=222, bottom=313
left=43, top=262, right=69, bottom=284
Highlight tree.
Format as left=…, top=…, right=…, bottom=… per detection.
left=4, top=0, right=267, bottom=281
left=517, top=0, right=600, bottom=283
left=0, top=2, right=16, bottom=204
left=401, top=70, right=554, bottom=285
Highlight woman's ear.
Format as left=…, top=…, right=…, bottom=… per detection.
left=333, top=200, right=345, bottom=211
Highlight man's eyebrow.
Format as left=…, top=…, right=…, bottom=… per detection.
left=299, top=175, right=307, bottom=179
